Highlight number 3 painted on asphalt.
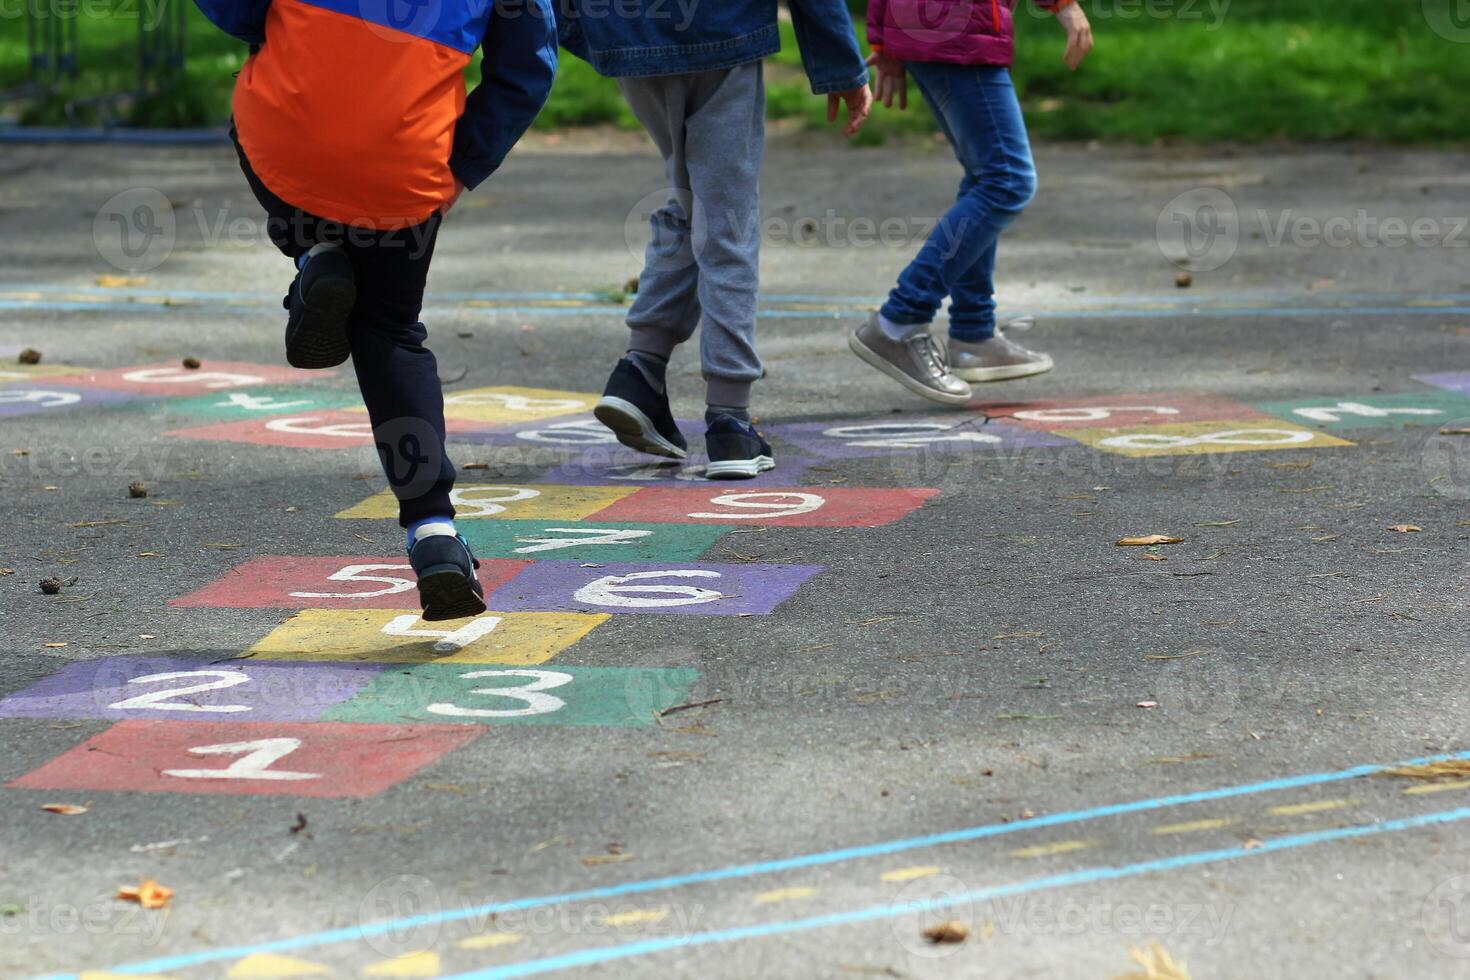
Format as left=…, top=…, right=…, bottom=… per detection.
left=427, top=669, right=573, bottom=718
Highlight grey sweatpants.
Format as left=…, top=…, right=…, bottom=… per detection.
left=619, top=61, right=765, bottom=409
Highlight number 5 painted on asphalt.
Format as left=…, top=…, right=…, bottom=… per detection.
left=427, top=669, right=573, bottom=718
left=291, top=564, right=415, bottom=599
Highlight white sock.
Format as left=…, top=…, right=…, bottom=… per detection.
left=877, top=313, right=929, bottom=343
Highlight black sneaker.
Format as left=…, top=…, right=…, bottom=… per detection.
left=593, top=356, right=688, bottom=459
left=284, top=246, right=356, bottom=369
left=704, top=414, right=775, bottom=479
left=409, top=532, right=487, bottom=622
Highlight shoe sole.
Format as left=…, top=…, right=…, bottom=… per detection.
left=953, top=356, right=1055, bottom=383
left=705, top=455, right=775, bottom=480
left=848, top=332, right=973, bottom=407
left=286, top=277, right=356, bottom=370
left=594, top=396, right=688, bottom=459
left=416, top=565, right=487, bottom=622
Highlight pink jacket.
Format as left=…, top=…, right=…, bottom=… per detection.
left=867, top=0, right=1071, bottom=68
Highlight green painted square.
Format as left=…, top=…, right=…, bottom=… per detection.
left=324, top=664, right=699, bottom=728
left=1252, top=392, right=1470, bottom=430
left=459, top=520, right=728, bottom=562
left=132, top=386, right=364, bottom=421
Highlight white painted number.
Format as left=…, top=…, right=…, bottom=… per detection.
left=163, top=738, right=320, bottom=781
left=1100, top=428, right=1316, bottom=451
left=215, top=392, right=313, bottom=412
left=451, top=485, right=541, bottom=517
left=265, top=416, right=373, bottom=438
left=1291, top=401, right=1443, bottom=423
left=688, top=492, right=825, bottom=520
left=123, top=367, right=263, bottom=388
left=381, top=614, right=503, bottom=653
left=823, top=422, right=1000, bottom=449
left=514, top=420, right=618, bottom=446
left=574, top=569, right=723, bottom=608
left=447, top=392, right=586, bottom=413
left=513, top=527, right=652, bottom=554
left=291, top=563, right=415, bottom=599
left=0, top=389, right=82, bottom=408
left=1012, top=405, right=1181, bottom=423
left=108, top=670, right=251, bottom=713
left=427, top=669, right=572, bottom=718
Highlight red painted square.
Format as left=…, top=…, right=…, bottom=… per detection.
left=978, top=393, right=1270, bottom=431
left=170, top=556, right=529, bottom=609
left=48, top=361, right=331, bottom=396
left=589, top=487, right=940, bottom=527
left=7, top=720, right=479, bottom=798
left=167, top=412, right=493, bottom=449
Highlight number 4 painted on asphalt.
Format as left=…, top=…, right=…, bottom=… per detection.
left=1291, top=401, right=1443, bottom=423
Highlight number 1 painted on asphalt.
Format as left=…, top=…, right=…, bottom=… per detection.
left=162, top=738, right=321, bottom=781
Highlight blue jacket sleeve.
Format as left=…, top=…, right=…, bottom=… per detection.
left=191, top=0, right=271, bottom=46
left=450, top=0, right=560, bottom=191
left=785, top=0, right=869, bottom=95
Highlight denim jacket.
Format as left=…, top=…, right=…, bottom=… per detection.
left=557, top=0, right=868, bottom=95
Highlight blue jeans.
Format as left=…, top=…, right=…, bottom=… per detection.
left=880, top=63, right=1037, bottom=342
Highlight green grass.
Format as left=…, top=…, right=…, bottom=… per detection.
left=2, top=0, right=1467, bottom=141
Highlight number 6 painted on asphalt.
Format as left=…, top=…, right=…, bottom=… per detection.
left=427, top=669, right=573, bottom=718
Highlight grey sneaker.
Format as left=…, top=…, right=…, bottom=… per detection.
left=849, top=314, right=972, bottom=406
left=949, top=316, right=1054, bottom=383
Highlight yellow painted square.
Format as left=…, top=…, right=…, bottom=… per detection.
left=1063, top=420, right=1354, bottom=457
left=246, top=609, right=608, bottom=664
left=336, top=483, right=639, bottom=520
left=440, top=386, right=597, bottom=425
left=0, top=363, right=87, bottom=385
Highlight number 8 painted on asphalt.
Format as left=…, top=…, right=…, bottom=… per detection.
left=427, top=669, right=573, bottom=718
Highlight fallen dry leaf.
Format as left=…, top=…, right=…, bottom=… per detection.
left=18, top=348, right=41, bottom=365
left=922, top=921, right=969, bottom=944
left=43, top=642, right=68, bottom=649
left=1174, top=272, right=1193, bottom=289
left=1114, top=940, right=1190, bottom=980
left=129, top=481, right=149, bottom=499
left=581, top=853, right=634, bottom=867
left=117, top=879, right=173, bottom=909
left=96, top=274, right=147, bottom=288
left=1140, top=553, right=1168, bottom=561
left=1387, top=524, right=1422, bottom=533
left=181, top=356, right=202, bottom=370
left=1136, top=701, right=1159, bottom=709
left=1116, top=535, right=1183, bottom=547
left=41, top=803, right=89, bottom=815
left=1241, top=836, right=1264, bottom=850
left=1439, top=427, right=1470, bottom=436
left=1377, top=760, right=1470, bottom=782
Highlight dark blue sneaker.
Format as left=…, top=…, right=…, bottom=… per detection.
left=593, top=356, right=688, bottom=459
left=284, top=246, right=356, bottom=369
left=409, top=532, right=487, bottom=622
left=704, top=414, right=774, bottom=480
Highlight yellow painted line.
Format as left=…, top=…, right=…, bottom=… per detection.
left=1010, top=839, right=1094, bottom=859
left=1267, top=798, right=1355, bottom=817
left=601, top=908, right=670, bottom=927
left=457, top=933, right=523, bottom=951
left=226, top=953, right=331, bottom=978
left=361, top=951, right=439, bottom=978
left=1404, top=779, right=1470, bottom=796
left=880, top=865, right=942, bottom=883
left=753, top=886, right=817, bottom=905
left=1151, top=817, right=1239, bottom=836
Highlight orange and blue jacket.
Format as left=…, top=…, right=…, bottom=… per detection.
left=195, top=0, right=558, bottom=229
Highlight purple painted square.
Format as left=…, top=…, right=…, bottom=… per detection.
left=449, top=415, right=702, bottom=450
left=1415, top=372, right=1470, bottom=397
left=0, top=385, right=136, bottom=418
left=0, top=657, right=384, bottom=722
left=539, top=449, right=816, bottom=487
left=487, top=561, right=823, bottom=616
left=766, top=415, right=1071, bottom=460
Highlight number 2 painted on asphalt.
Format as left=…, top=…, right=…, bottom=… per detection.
left=108, top=670, right=251, bottom=713
left=162, top=738, right=320, bottom=781
left=427, top=669, right=573, bottom=718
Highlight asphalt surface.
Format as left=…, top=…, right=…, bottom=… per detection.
left=2, top=132, right=1470, bottom=980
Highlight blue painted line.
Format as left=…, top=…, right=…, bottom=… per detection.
left=44, top=748, right=1470, bottom=980
left=440, top=805, right=1470, bottom=979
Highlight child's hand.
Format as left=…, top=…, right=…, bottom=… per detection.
left=865, top=51, right=908, bottom=110
left=827, top=84, right=873, bottom=139
left=1056, top=2, right=1093, bottom=71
